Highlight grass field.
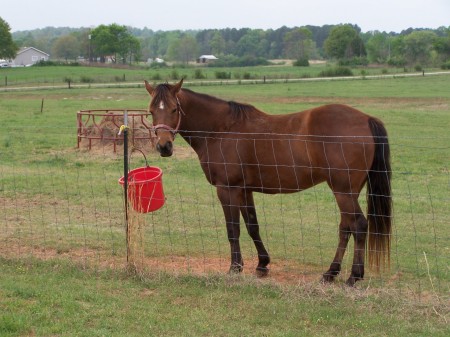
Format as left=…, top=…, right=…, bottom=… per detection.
left=0, top=66, right=449, bottom=336
left=0, top=62, right=434, bottom=88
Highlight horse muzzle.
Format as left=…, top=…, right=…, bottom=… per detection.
left=156, top=141, right=173, bottom=157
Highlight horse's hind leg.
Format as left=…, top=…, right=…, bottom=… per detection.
left=217, top=187, right=244, bottom=273
left=322, top=219, right=351, bottom=283
left=346, top=212, right=368, bottom=286
left=323, top=194, right=367, bottom=285
left=240, top=191, right=270, bottom=277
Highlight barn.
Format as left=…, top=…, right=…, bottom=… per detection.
left=197, top=54, right=218, bottom=63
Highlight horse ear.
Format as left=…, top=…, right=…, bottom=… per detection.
left=144, top=80, right=154, bottom=96
left=172, top=78, right=184, bottom=94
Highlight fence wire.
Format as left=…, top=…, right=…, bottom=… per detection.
left=1, top=126, right=449, bottom=300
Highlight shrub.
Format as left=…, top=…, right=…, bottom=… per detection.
left=318, top=66, right=353, bottom=77
left=414, top=64, right=423, bottom=72
left=80, top=75, right=94, bottom=83
left=215, top=71, right=231, bottom=79
left=149, top=62, right=167, bottom=69
left=33, top=60, right=80, bottom=67
left=211, top=55, right=269, bottom=67
left=151, top=73, right=162, bottom=81
left=387, top=56, right=407, bottom=67
left=114, top=75, right=126, bottom=82
left=441, top=60, right=450, bottom=70
left=293, top=58, right=310, bottom=67
left=170, top=70, right=180, bottom=80
left=338, top=57, right=368, bottom=66
left=194, top=69, right=206, bottom=79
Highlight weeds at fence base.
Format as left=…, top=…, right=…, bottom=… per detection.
left=126, top=207, right=146, bottom=275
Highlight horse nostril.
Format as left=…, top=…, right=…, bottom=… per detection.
left=157, top=141, right=173, bottom=157
left=166, top=141, right=173, bottom=152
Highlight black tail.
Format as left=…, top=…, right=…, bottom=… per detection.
left=367, top=118, right=392, bottom=272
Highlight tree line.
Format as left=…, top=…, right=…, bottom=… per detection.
left=3, top=17, right=450, bottom=68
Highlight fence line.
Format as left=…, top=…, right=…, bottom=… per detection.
left=1, top=127, right=449, bottom=300
left=2, top=71, right=450, bottom=92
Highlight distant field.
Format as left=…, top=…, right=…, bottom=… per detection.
left=0, top=68, right=449, bottom=336
left=0, top=62, right=434, bottom=88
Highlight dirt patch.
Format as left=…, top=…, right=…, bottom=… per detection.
left=0, top=240, right=318, bottom=285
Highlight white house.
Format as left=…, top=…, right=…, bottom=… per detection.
left=13, top=47, right=50, bottom=66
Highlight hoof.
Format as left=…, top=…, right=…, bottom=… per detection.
left=228, top=264, right=243, bottom=274
left=256, top=266, right=269, bottom=278
left=345, top=275, right=363, bottom=287
left=321, top=273, right=336, bottom=283
left=345, top=278, right=356, bottom=287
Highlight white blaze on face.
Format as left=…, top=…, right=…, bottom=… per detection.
left=159, top=101, right=165, bottom=110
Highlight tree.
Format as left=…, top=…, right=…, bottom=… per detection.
left=366, top=31, right=391, bottom=63
left=126, top=36, right=141, bottom=64
left=168, top=34, right=198, bottom=64
left=236, top=30, right=268, bottom=57
left=14, top=32, right=36, bottom=49
left=210, top=31, right=226, bottom=56
left=142, top=32, right=172, bottom=60
left=386, top=35, right=407, bottom=66
left=0, top=17, right=18, bottom=60
left=52, top=35, right=80, bottom=62
left=283, top=27, right=313, bottom=61
left=403, top=30, right=437, bottom=65
left=433, top=27, right=450, bottom=63
left=72, top=29, right=92, bottom=61
left=91, top=24, right=140, bottom=63
left=324, top=24, right=366, bottom=60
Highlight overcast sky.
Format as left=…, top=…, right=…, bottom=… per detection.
left=3, top=0, right=449, bottom=33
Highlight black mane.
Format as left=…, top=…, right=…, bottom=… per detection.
left=227, top=101, right=257, bottom=120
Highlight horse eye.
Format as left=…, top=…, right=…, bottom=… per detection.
left=171, top=108, right=177, bottom=113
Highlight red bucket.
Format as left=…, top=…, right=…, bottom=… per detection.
left=119, top=166, right=165, bottom=213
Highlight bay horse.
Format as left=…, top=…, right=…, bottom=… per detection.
left=144, top=79, right=392, bottom=286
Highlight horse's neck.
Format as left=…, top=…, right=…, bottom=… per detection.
left=179, top=90, right=230, bottom=133
left=178, top=90, right=231, bottom=155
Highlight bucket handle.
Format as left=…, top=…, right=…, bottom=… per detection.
left=129, top=147, right=150, bottom=169
left=125, top=146, right=150, bottom=182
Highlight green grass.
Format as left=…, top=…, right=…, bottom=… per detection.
left=0, top=257, right=448, bottom=337
left=0, top=67, right=449, bottom=335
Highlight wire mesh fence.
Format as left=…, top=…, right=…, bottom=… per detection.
left=1, top=124, right=448, bottom=299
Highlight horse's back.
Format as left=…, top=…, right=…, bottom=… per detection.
left=200, top=103, right=376, bottom=193
left=278, top=103, right=373, bottom=137
left=296, top=104, right=376, bottom=192
left=260, top=103, right=376, bottom=192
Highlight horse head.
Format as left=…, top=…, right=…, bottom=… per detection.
left=144, top=79, right=184, bottom=157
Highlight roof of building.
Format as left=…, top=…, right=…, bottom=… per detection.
left=198, top=55, right=218, bottom=60
left=17, top=47, right=50, bottom=56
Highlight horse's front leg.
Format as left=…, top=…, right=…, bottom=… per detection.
left=240, top=191, right=270, bottom=277
left=217, top=187, right=243, bottom=273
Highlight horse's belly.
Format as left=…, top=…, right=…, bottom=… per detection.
left=199, top=139, right=328, bottom=192
left=245, top=164, right=324, bottom=193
